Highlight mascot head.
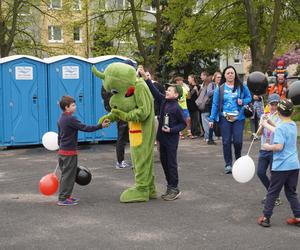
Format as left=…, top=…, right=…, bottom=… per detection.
left=92, top=62, right=138, bottom=112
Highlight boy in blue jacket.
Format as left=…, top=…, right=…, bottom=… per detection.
left=139, top=67, right=186, bottom=201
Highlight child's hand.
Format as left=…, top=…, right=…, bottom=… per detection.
left=162, top=126, right=170, bottom=133
left=237, top=98, right=243, bottom=105
left=101, top=119, right=110, bottom=128
left=137, top=66, right=146, bottom=79
left=262, top=143, right=272, bottom=151
left=261, top=119, right=268, bottom=128
left=209, top=122, right=214, bottom=128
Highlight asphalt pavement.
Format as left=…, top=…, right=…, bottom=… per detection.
left=1, top=137, right=300, bottom=250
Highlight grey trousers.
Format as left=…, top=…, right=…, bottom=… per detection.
left=58, top=155, right=78, bottom=201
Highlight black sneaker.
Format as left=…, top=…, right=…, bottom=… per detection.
left=162, top=188, right=181, bottom=201
left=225, top=165, right=232, bottom=174
left=258, top=216, right=271, bottom=227
left=161, top=187, right=171, bottom=199
left=207, top=140, right=217, bottom=145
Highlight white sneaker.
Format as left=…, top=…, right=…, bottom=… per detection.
left=115, top=161, right=131, bottom=169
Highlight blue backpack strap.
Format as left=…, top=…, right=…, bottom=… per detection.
left=218, top=84, right=224, bottom=113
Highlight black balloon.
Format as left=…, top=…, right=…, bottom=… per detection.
left=247, top=71, right=268, bottom=95
left=287, top=80, right=300, bottom=105
left=75, top=166, right=92, bottom=186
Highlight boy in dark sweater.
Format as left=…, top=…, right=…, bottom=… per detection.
left=57, top=96, right=109, bottom=206
left=139, top=67, right=186, bottom=201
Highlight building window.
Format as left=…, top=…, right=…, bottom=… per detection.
left=48, top=26, right=63, bottom=42
left=234, top=58, right=241, bottom=64
left=73, top=0, right=82, bottom=10
left=116, top=0, right=128, bottom=9
left=74, top=27, right=82, bottom=42
left=144, top=4, right=156, bottom=13
left=50, top=0, right=62, bottom=9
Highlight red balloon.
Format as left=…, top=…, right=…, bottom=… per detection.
left=39, top=173, right=59, bottom=196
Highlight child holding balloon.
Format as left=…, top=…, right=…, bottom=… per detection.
left=256, top=94, right=282, bottom=206
left=57, top=96, right=110, bottom=206
left=258, top=99, right=300, bottom=227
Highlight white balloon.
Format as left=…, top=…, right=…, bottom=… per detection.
left=232, top=155, right=255, bottom=183
left=42, top=132, right=59, bottom=151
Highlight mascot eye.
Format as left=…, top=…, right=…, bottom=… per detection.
left=111, top=89, right=118, bottom=94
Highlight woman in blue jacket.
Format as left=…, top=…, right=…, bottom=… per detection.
left=209, top=66, right=251, bottom=174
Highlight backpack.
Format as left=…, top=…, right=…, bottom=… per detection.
left=195, top=85, right=209, bottom=111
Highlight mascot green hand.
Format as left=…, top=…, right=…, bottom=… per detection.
left=93, top=62, right=156, bottom=203
left=111, top=108, right=128, bottom=121
left=98, top=113, right=117, bottom=125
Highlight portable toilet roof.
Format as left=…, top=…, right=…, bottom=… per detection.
left=0, top=54, right=48, bottom=146
left=44, top=55, right=90, bottom=64
left=0, top=55, right=45, bottom=64
left=88, top=55, right=136, bottom=64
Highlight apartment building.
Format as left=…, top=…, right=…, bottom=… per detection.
left=39, top=0, right=90, bottom=57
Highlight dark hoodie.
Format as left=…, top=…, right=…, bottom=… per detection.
left=145, top=79, right=186, bottom=147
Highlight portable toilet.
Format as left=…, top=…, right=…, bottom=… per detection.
left=45, top=55, right=93, bottom=142
left=89, top=56, right=137, bottom=141
left=0, top=55, right=48, bottom=146
left=0, top=59, right=3, bottom=145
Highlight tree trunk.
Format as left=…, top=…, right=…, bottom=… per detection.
left=153, top=0, right=162, bottom=70
left=244, top=0, right=282, bottom=72
left=0, top=0, right=21, bottom=57
left=128, top=0, right=149, bottom=67
left=262, top=0, right=282, bottom=71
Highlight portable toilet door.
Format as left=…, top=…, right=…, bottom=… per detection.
left=0, top=59, right=3, bottom=146
left=0, top=55, right=48, bottom=146
left=89, top=56, right=137, bottom=141
left=46, top=56, right=93, bottom=142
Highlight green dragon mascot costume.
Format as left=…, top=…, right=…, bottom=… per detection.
left=92, top=63, right=156, bottom=203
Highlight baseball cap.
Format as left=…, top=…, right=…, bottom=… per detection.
left=267, top=94, right=280, bottom=104
left=277, top=98, right=294, bottom=116
left=166, top=83, right=183, bottom=98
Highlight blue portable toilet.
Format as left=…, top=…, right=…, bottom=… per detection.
left=0, top=59, right=3, bottom=145
left=89, top=56, right=137, bottom=141
left=0, top=55, right=48, bottom=146
left=45, top=55, right=93, bottom=142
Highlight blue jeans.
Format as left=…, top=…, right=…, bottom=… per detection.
left=257, top=150, right=273, bottom=191
left=219, top=116, right=245, bottom=167
left=201, top=112, right=210, bottom=140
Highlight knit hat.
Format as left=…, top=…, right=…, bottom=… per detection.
left=277, top=98, right=294, bottom=116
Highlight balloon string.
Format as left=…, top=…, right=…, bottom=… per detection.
left=53, top=164, right=59, bottom=174
left=247, top=125, right=262, bottom=156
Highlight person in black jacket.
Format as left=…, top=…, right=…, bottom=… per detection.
left=57, top=95, right=109, bottom=206
left=101, top=86, right=131, bottom=169
left=187, top=74, right=201, bottom=138
left=138, top=67, right=186, bottom=201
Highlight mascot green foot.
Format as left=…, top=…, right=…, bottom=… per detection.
left=149, top=186, right=157, bottom=199
left=120, top=187, right=149, bottom=203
